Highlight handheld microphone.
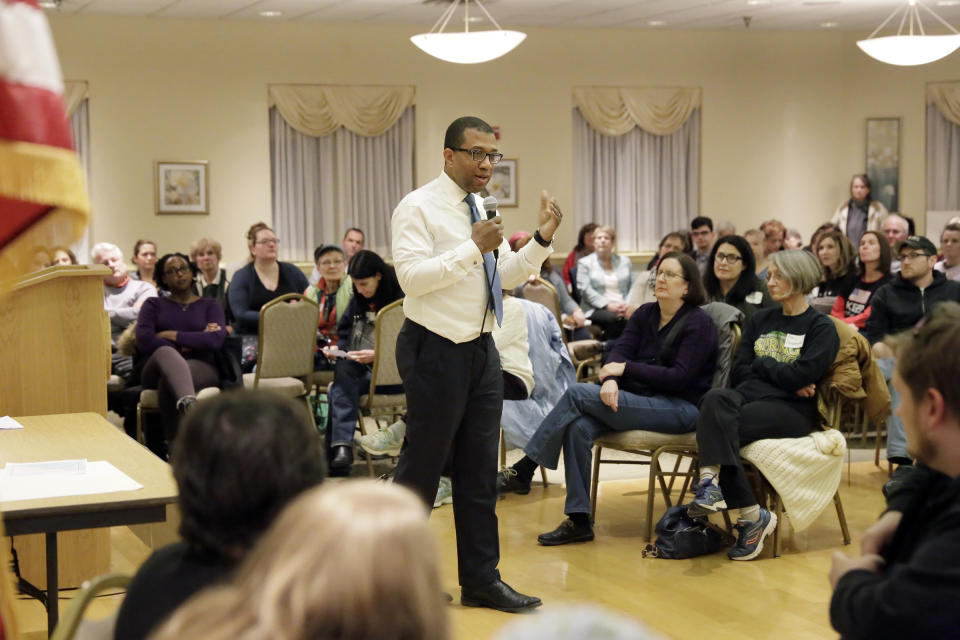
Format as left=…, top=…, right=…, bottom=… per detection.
left=482, top=195, right=500, bottom=260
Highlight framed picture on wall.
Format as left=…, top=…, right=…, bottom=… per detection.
left=482, top=158, right=517, bottom=207
left=865, top=118, right=900, bottom=213
left=155, top=161, right=208, bottom=214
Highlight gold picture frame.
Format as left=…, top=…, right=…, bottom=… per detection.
left=155, top=161, right=209, bottom=214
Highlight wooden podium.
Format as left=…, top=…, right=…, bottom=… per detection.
left=0, top=265, right=113, bottom=589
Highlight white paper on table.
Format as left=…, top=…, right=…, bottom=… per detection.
left=5, top=459, right=86, bottom=476
left=0, top=416, right=24, bottom=430
left=0, top=460, right=143, bottom=503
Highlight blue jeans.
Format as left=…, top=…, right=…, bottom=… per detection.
left=328, top=358, right=371, bottom=447
left=523, top=382, right=698, bottom=515
left=878, top=357, right=907, bottom=460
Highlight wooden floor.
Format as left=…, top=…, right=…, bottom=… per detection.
left=12, top=459, right=889, bottom=640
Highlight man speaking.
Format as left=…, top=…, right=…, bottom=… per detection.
left=391, top=116, right=562, bottom=612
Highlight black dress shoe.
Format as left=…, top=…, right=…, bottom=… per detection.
left=497, top=468, right=531, bottom=495
left=537, top=518, right=594, bottom=546
left=329, top=445, right=354, bottom=477
left=461, top=579, right=542, bottom=613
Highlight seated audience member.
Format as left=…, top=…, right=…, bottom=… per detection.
left=810, top=230, right=857, bottom=314
left=92, top=242, right=157, bottom=378
left=304, top=244, right=353, bottom=350
left=325, top=250, right=404, bottom=476
left=562, top=222, right=598, bottom=290
left=744, top=229, right=770, bottom=280
left=784, top=228, right=804, bottom=251
left=309, top=228, right=367, bottom=284
left=628, top=232, right=689, bottom=308
left=512, top=234, right=589, bottom=340
left=703, top=235, right=776, bottom=320
left=760, top=219, right=786, bottom=258
left=50, top=246, right=77, bottom=266
left=689, top=250, right=839, bottom=561
left=717, top=220, right=736, bottom=238
left=805, top=222, right=841, bottom=253
left=524, top=253, right=717, bottom=545
left=831, top=173, right=889, bottom=247
left=227, top=222, right=309, bottom=372
left=829, top=302, right=960, bottom=639
left=151, top=481, right=447, bottom=640
left=831, top=230, right=892, bottom=330
left=190, top=237, right=230, bottom=311
left=113, top=390, right=326, bottom=640
left=135, top=253, right=228, bottom=442
left=866, top=235, right=960, bottom=465
left=576, top=225, right=634, bottom=339
left=689, top=216, right=716, bottom=277
left=882, top=214, right=910, bottom=272
left=935, top=222, right=960, bottom=281
left=130, top=239, right=158, bottom=287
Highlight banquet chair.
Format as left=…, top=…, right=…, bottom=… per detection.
left=49, top=573, right=131, bottom=640
left=589, top=302, right=743, bottom=541
left=242, top=294, right=319, bottom=430
left=355, top=299, right=407, bottom=476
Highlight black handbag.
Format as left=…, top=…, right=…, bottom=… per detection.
left=643, top=505, right=728, bottom=559
left=214, top=334, right=243, bottom=389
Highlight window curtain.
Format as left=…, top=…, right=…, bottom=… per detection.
left=572, top=87, right=701, bottom=252
left=927, top=83, right=960, bottom=211
left=268, top=85, right=415, bottom=261
left=64, top=81, right=91, bottom=262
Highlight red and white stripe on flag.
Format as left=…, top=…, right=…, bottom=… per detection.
left=0, top=0, right=89, bottom=287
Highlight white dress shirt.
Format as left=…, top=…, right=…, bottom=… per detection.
left=392, top=171, right=552, bottom=343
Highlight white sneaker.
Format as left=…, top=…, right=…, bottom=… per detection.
left=433, top=476, right=453, bottom=508
left=356, top=419, right=406, bottom=457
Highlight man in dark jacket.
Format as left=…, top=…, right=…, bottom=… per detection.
left=865, top=236, right=960, bottom=463
left=829, top=301, right=960, bottom=639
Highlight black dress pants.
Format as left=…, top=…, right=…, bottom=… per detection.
left=393, top=320, right=502, bottom=589
left=695, top=388, right=817, bottom=509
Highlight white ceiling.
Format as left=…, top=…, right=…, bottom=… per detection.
left=45, top=0, right=960, bottom=32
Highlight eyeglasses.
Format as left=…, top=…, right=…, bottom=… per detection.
left=656, top=270, right=686, bottom=281
left=319, top=259, right=344, bottom=267
left=164, top=265, right=191, bottom=276
left=715, top=252, right=743, bottom=264
left=899, top=252, right=930, bottom=262
left=449, top=147, right=503, bottom=164
left=255, top=237, right=280, bottom=246
left=691, top=229, right=712, bottom=237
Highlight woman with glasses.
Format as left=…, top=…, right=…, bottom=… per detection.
left=136, top=253, right=228, bottom=443
left=304, top=244, right=353, bottom=349
left=516, top=253, right=718, bottom=545
left=688, top=250, right=840, bottom=561
left=575, top=225, right=634, bottom=339
left=703, top=235, right=776, bottom=320
left=830, top=230, right=891, bottom=331
left=227, top=222, right=310, bottom=372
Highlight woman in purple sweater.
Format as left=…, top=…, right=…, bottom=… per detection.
left=513, top=252, right=719, bottom=546
left=136, top=253, right=227, bottom=441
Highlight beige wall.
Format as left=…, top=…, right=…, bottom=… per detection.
left=49, top=15, right=960, bottom=263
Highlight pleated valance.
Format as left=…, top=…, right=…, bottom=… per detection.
left=268, top=84, right=415, bottom=137
left=63, top=80, right=88, bottom=117
left=927, top=81, right=960, bottom=127
left=572, top=86, right=701, bottom=137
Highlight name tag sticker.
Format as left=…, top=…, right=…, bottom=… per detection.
left=784, top=333, right=805, bottom=349
left=745, top=291, right=763, bottom=304
left=849, top=288, right=871, bottom=304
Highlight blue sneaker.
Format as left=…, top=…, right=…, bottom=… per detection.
left=687, top=478, right=727, bottom=517
left=728, top=508, right=778, bottom=561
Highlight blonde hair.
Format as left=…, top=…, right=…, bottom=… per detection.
left=151, top=481, right=448, bottom=640
left=593, top=225, right=617, bottom=243
left=190, top=237, right=222, bottom=262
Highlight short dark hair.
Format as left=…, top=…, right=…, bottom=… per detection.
left=858, top=230, right=891, bottom=278
left=313, top=244, right=344, bottom=263
left=348, top=249, right=404, bottom=310
left=444, top=116, right=494, bottom=150
left=890, top=301, right=960, bottom=424
left=343, top=228, right=364, bottom=241
left=659, top=251, right=706, bottom=306
left=690, top=216, right=713, bottom=232
left=155, top=252, right=199, bottom=293
left=703, top=235, right=758, bottom=305
left=172, top=390, right=326, bottom=560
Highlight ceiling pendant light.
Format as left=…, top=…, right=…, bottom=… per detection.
left=411, top=0, right=526, bottom=64
left=857, top=0, right=960, bottom=66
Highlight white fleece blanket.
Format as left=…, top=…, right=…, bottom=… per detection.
left=740, top=429, right=846, bottom=532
